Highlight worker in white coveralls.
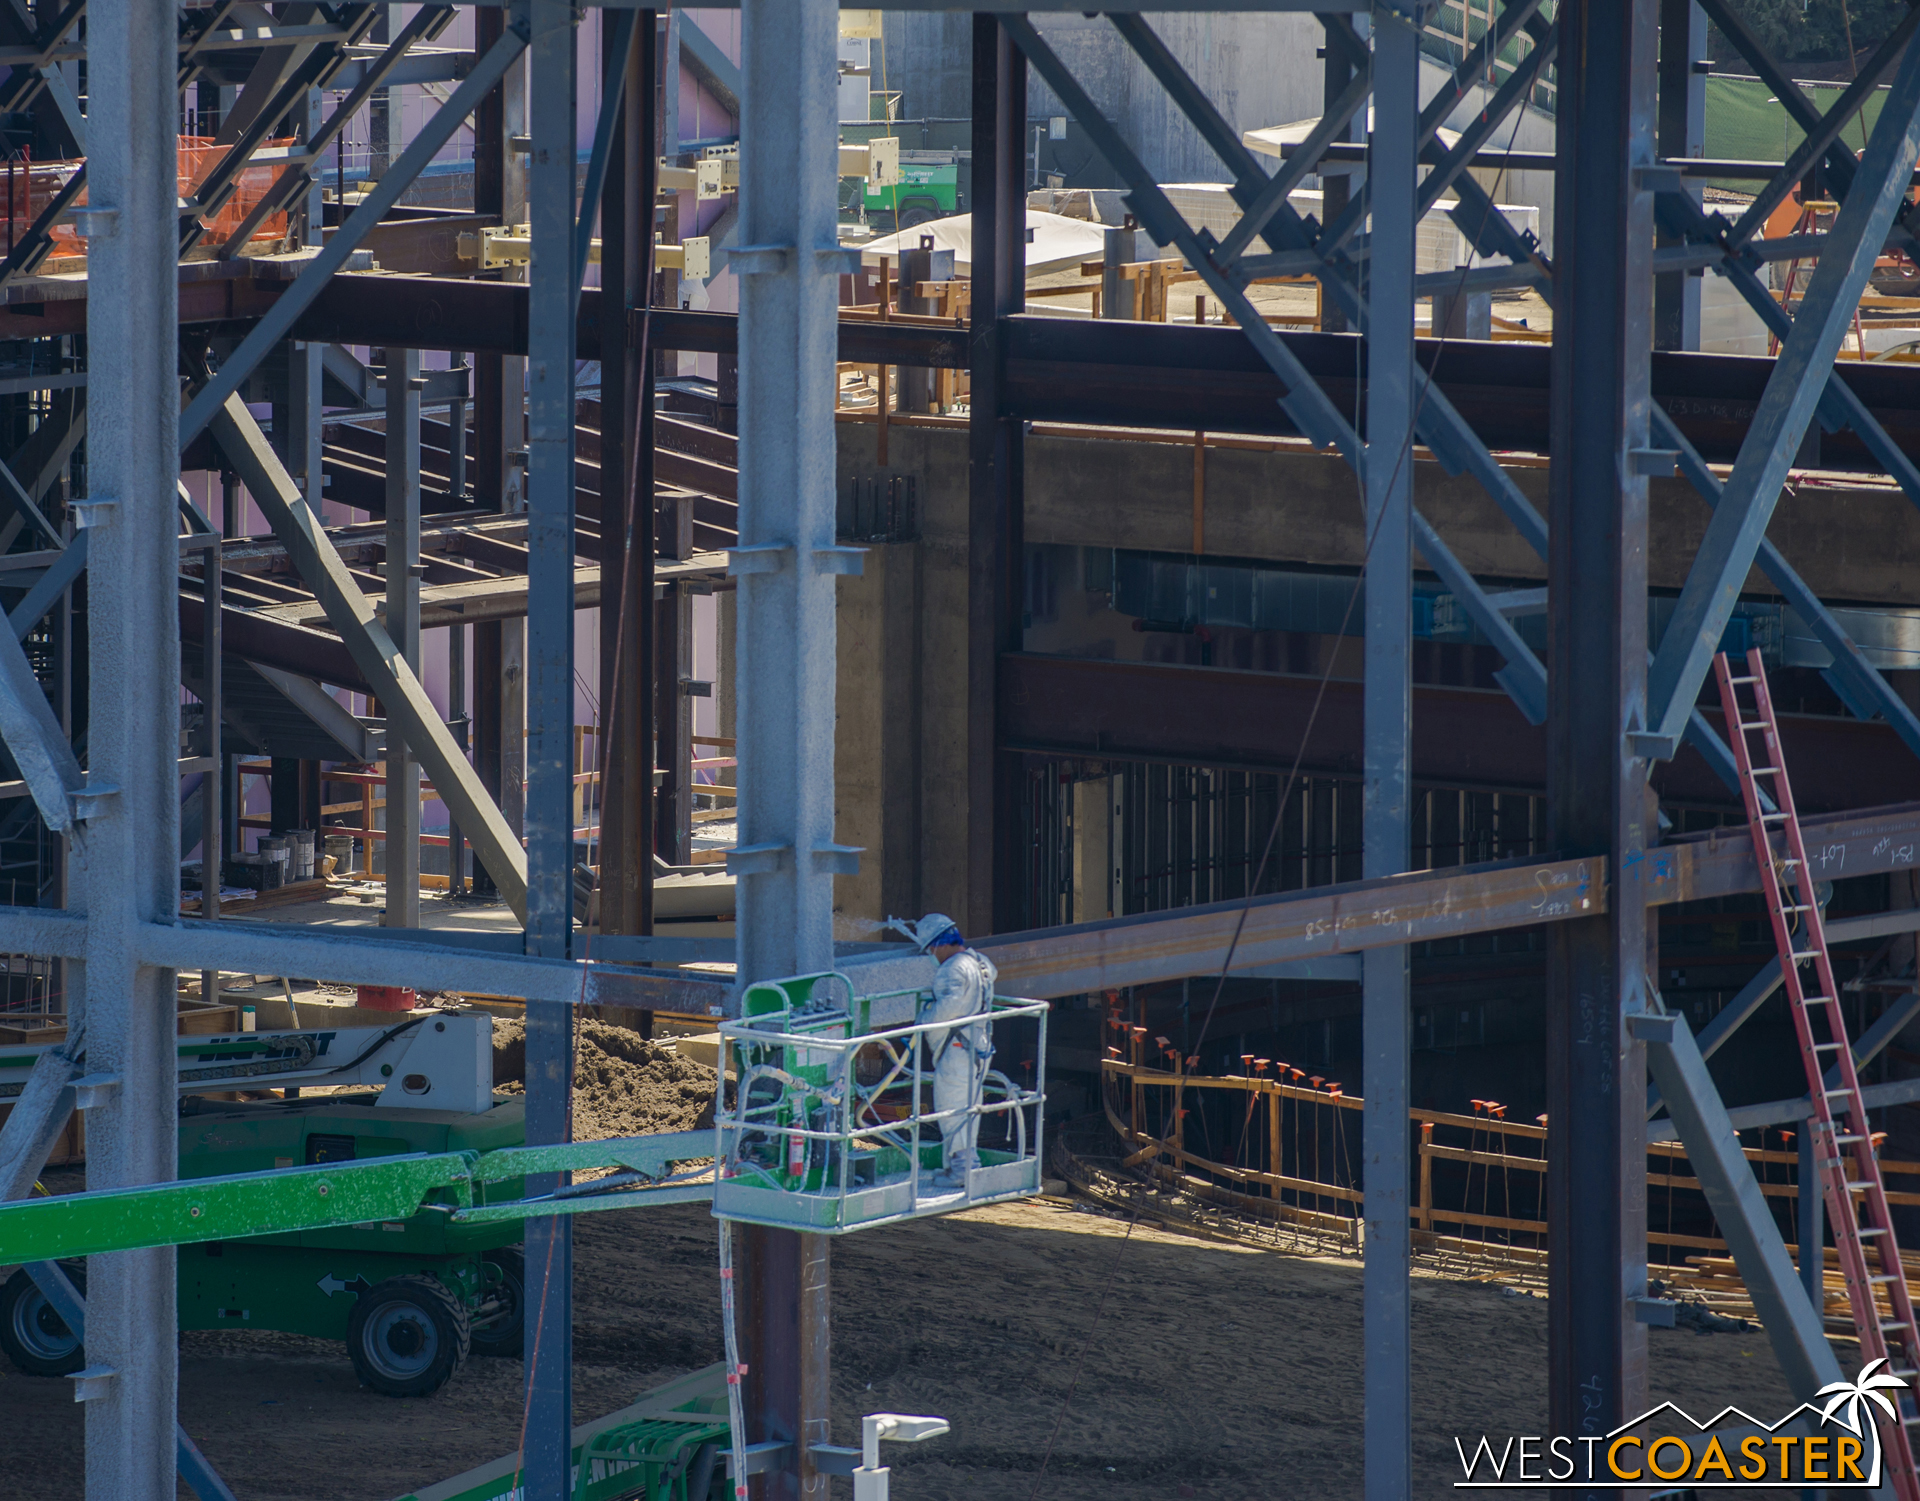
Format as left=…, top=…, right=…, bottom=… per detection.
left=887, top=912, right=997, bottom=1189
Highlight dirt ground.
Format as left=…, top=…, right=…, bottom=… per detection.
left=0, top=1192, right=1839, bottom=1501
left=489, top=1016, right=718, bottom=1141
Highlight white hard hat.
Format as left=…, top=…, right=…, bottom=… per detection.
left=884, top=912, right=964, bottom=952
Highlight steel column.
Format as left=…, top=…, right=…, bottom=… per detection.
left=198, top=537, right=221, bottom=1005
left=971, top=14, right=1026, bottom=935
left=83, top=0, right=181, bottom=1493
left=654, top=582, right=690, bottom=867
left=384, top=348, right=422, bottom=928
left=523, top=1, right=579, bottom=1494
left=1317, top=19, right=1357, bottom=335
left=1361, top=13, right=1414, bottom=1499
left=597, top=11, right=655, bottom=937
left=732, top=0, right=841, bottom=1493
left=1546, top=0, right=1655, bottom=1463
left=1799, top=1119, right=1825, bottom=1316
left=471, top=5, right=525, bottom=904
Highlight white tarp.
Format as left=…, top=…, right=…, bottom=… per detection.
left=1241, top=111, right=1463, bottom=161
left=852, top=208, right=1109, bottom=277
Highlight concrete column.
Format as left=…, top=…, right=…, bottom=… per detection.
left=83, top=0, right=181, bottom=1494
left=1071, top=774, right=1112, bottom=924
left=384, top=348, right=423, bottom=928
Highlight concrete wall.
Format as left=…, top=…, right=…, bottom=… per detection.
left=827, top=415, right=1920, bottom=937
left=832, top=540, right=927, bottom=935
left=832, top=421, right=976, bottom=933
left=961, top=423, right=1920, bottom=607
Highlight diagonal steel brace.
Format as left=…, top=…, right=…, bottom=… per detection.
left=1643, top=40, right=1920, bottom=756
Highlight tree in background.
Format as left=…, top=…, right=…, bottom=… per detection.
left=1709, top=0, right=1911, bottom=68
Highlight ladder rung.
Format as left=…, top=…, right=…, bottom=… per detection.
left=1729, top=674, right=1760, bottom=683
left=1803, top=995, right=1838, bottom=1004
left=1761, top=811, right=1791, bottom=821
left=1824, top=1088, right=1858, bottom=1099
left=1790, top=950, right=1823, bottom=961
left=1872, top=1274, right=1902, bottom=1285
left=1781, top=904, right=1814, bottom=913
left=1739, top=720, right=1769, bottom=730
left=1814, top=1042, right=1845, bottom=1053
left=1860, top=1227, right=1890, bottom=1237
left=1881, top=1319, right=1913, bottom=1332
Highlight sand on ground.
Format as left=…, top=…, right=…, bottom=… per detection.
left=0, top=1190, right=1841, bottom=1501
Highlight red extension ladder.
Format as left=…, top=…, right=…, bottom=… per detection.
left=1715, top=647, right=1920, bottom=1496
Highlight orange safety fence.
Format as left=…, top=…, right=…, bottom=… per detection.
left=0, top=136, right=295, bottom=261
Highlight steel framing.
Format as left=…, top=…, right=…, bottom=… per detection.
left=5, top=1, right=1920, bottom=1497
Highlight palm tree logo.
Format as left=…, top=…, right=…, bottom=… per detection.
left=1816, top=1358, right=1910, bottom=1437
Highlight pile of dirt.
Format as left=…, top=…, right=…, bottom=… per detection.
left=491, top=1015, right=717, bottom=1140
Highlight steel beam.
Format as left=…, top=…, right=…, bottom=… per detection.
left=83, top=0, right=182, bottom=1492
left=208, top=396, right=531, bottom=919
left=1545, top=0, right=1654, bottom=1451
left=1662, top=423, right=1920, bottom=761
left=1644, top=39, right=1920, bottom=755
left=1434, top=116, right=1920, bottom=782
left=1633, top=1011, right=1844, bottom=1401
left=993, top=653, right=1918, bottom=813
left=0, top=595, right=82, bottom=833
left=1692, top=0, right=1876, bottom=214
left=178, top=16, right=532, bottom=447
left=1725, top=4, right=1920, bottom=250
left=213, top=5, right=455, bottom=258
left=1409, top=25, right=1557, bottom=228
left=1361, top=14, right=1413, bottom=1497
left=1007, top=15, right=1568, bottom=744
left=575, top=12, right=634, bottom=294
left=276, top=279, right=1920, bottom=473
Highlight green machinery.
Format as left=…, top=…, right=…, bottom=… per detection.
left=859, top=160, right=958, bottom=228
left=836, top=132, right=959, bottom=230
left=0, top=972, right=1048, bottom=1499
left=713, top=972, right=1048, bottom=1232
left=388, top=1363, right=732, bottom=1501
left=0, top=1009, right=711, bottom=1398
